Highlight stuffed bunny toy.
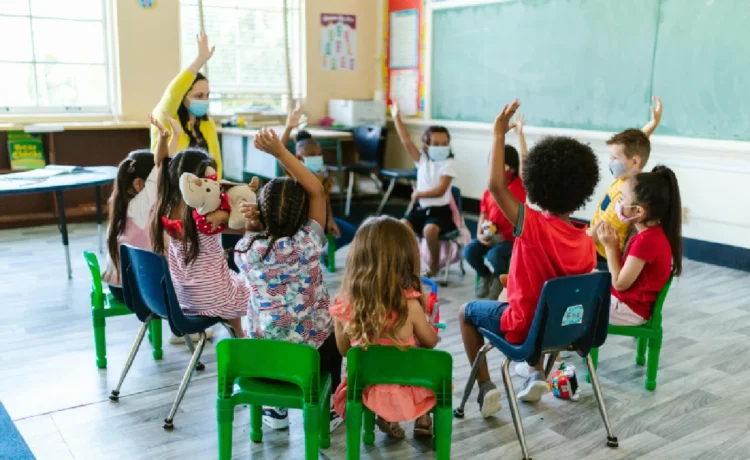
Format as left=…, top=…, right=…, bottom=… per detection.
left=179, top=173, right=257, bottom=233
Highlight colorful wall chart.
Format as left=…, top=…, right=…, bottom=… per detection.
left=320, top=13, right=357, bottom=71
left=384, top=0, right=426, bottom=117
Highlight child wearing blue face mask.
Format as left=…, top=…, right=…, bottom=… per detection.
left=280, top=106, right=356, bottom=257
left=391, top=102, right=457, bottom=277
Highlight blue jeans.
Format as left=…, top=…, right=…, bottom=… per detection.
left=463, top=300, right=509, bottom=336
left=333, top=217, right=355, bottom=250
left=464, top=239, right=514, bottom=277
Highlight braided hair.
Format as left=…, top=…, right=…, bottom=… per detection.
left=245, top=177, right=310, bottom=261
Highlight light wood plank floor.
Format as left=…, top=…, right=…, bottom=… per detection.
left=2, top=222, right=750, bottom=459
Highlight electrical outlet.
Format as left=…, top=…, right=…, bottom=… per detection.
left=682, top=207, right=690, bottom=224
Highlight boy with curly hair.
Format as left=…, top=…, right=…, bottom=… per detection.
left=459, top=100, right=601, bottom=417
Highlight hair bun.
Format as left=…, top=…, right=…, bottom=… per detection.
left=295, top=130, right=312, bottom=142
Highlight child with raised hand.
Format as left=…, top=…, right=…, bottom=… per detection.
left=590, top=96, right=663, bottom=268
left=234, top=128, right=340, bottom=431
left=464, top=113, right=528, bottom=299
left=391, top=102, right=457, bottom=277
left=150, top=139, right=248, bottom=338
left=598, top=165, right=682, bottom=325
left=459, top=100, right=600, bottom=416
left=279, top=104, right=356, bottom=256
left=103, top=112, right=181, bottom=301
left=331, top=216, right=439, bottom=439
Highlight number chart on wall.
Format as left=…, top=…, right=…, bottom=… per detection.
left=384, top=0, right=426, bottom=117
left=320, top=14, right=357, bottom=71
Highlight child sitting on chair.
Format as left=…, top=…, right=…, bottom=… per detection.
left=332, top=216, right=439, bottom=439
left=598, top=165, right=682, bottom=325
left=459, top=100, right=600, bottom=417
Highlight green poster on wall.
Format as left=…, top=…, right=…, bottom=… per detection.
left=7, top=131, right=46, bottom=170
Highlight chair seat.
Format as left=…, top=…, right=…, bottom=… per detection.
left=326, top=162, right=378, bottom=173
left=479, top=328, right=532, bottom=363
left=173, top=314, right=223, bottom=335
left=607, top=323, right=661, bottom=339
left=380, top=168, right=417, bottom=179
left=93, top=294, right=133, bottom=318
left=439, top=230, right=460, bottom=241
left=230, top=373, right=331, bottom=409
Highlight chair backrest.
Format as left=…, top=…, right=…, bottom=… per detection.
left=646, top=276, right=673, bottom=329
left=522, top=272, right=612, bottom=363
left=346, top=346, right=453, bottom=408
left=351, top=125, right=383, bottom=165
left=216, top=338, right=322, bottom=404
left=83, top=251, right=104, bottom=308
left=120, top=244, right=172, bottom=323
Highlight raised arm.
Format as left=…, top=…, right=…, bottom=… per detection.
left=253, top=128, right=326, bottom=227
left=641, top=96, right=662, bottom=138
left=148, top=113, right=170, bottom=168
left=390, top=102, right=421, bottom=163
left=281, top=103, right=305, bottom=148
left=488, top=100, right=521, bottom=227
left=513, top=112, right=529, bottom=178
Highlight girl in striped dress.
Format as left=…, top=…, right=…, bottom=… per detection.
left=150, top=148, right=248, bottom=337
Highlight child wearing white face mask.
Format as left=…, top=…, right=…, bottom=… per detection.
left=589, top=96, right=663, bottom=270
left=391, top=102, right=457, bottom=277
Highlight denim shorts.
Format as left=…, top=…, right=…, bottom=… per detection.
left=463, top=300, right=508, bottom=336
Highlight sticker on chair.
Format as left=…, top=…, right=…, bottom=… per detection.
left=561, top=305, right=583, bottom=326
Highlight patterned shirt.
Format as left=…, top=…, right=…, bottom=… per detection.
left=234, top=219, right=332, bottom=348
left=590, top=177, right=630, bottom=257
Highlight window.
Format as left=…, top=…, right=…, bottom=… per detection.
left=180, top=0, right=303, bottom=113
left=0, top=0, right=114, bottom=114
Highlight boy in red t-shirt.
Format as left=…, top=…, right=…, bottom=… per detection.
left=459, top=100, right=600, bottom=418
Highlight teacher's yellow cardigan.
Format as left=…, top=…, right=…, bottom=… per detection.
left=150, top=69, right=222, bottom=178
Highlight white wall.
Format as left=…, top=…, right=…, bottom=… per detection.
left=385, top=120, right=750, bottom=250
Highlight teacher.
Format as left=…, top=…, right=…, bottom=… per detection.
left=150, top=31, right=222, bottom=178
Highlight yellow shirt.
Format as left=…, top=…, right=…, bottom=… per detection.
left=591, top=177, right=630, bottom=257
left=150, top=69, right=222, bottom=179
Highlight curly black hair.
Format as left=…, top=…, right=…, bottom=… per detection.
left=522, top=136, right=600, bottom=215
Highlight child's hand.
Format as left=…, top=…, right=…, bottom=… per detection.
left=247, top=176, right=259, bottom=192
left=163, top=110, right=183, bottom=156
left=286, top=103, right=305, bottom=129
left=597, top=222, right=619, bottom=249
left=477, top=233, right=491, bottom=246
left=390, top=102, right=401, bottom=120
left=327, top=217, right=340, bottom=237
left=513, top=112, right=526, bottom=135
left=650, top=96, right=663, bottom=126
left=205, top=210, right=229, bottom=232
left=493, top=99, right=520, bottom=136
left=196, top=30, right=215, bottom=62
left=148, top=113, right=169, bottom=139
left=253, top=128, right=285, bottom=157
left=242, top=202, right=262, bottom=231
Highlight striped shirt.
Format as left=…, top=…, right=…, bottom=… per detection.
left=168, top=232, right=249, bottom=320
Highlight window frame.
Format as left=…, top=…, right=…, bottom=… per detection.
left=0, top=0, right=117, bottom=115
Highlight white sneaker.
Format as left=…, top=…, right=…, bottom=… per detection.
left=168, top=328, right=214, bottom=344
left=517, top=371, right=548, bottom=403
left=329, top=410, right=344, bottom=432
left=262, top=407, right=289, bottom=430
left=478, top=382, right=502, bottom=418
left=514, top=362, right=532, bottom=379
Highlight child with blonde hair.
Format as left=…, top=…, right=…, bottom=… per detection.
left=332, top=216, right=439, bottom=439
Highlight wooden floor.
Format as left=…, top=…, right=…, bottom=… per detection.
left=2, top=222, right=750, bottom=459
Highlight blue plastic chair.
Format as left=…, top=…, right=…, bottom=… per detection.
left=454, top=272, right=617, bottom=460
left=112, top=244, right=236, bottom=430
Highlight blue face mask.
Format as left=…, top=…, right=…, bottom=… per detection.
left=427, top=145, right=451, bottom=161
left=187, top=98, right=209, bottom=117
left=303, top=156, right=324, bottom=173
left=608, top=160, right=627, bottom=179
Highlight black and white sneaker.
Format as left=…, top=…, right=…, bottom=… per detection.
left=517, top=371, right=548, bottom=403
left=329, top=410, right=344, bottom=432
left=262, top=407, right=289, bottom=430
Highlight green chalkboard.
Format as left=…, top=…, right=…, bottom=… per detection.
left=652, top=0, right=750, bottom=141
left=431, top=0, right=749, bottom=140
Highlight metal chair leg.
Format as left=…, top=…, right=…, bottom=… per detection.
left=501, top=359, right=532, bottom=460
left=183, top=336, right=205, bottom=371
left=544, top=352, right=559, bottom=378
left=454, top=342, right=494, bottom=418
left=585, top=354, right=618, bottom=448
left=164, top=332, right=207, bottom=430
left=376, top=178, right=396, bottom=215
left=220, top=321, right=239, bottom=338
left=369, top=172, right=385, bottom=195
left=345, top=171, right=355, bottom=216
left=109, top=316, right=152, bottom=401
left=441, top=242, right=453, bottom=287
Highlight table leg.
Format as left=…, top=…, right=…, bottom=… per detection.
left=55, top=190, right=72, bottom=279
left=95, top=185, right=103, bottom=254
left=335, top=140, right=345, bottom=215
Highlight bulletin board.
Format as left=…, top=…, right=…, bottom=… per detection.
left=383, top=0, right=426, bottom=117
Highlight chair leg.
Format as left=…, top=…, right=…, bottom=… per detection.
left=250, top=404, right=263, bottom=442
left=345, top=401, right=363, bottom=460
left=220, top=321, right=239, bottom=338
left=164, top=332, right=207, bottom=430
left=434, top=406, right=453, bottom=460
left=149, top=318, right=163, bottom=360
left=441, top=242, right=453, bottom=287
left=345, top=171, right=355, bottom=216
left=459, top=246, right=466, bottom=276
left=303, top=404, right=321, bottom=460
left=93, top=316, right=107, bottom=369
left=376, top=178, right=396, bottom=215
left=636, top=336, right=648, bottom=366
left=501, top=358, right=532, bottom=460
left=544, top=352, right=559, bottom=378
left=183, top=335, right=205, bottom=371
left=217, top=402, right=234, bottom=460
left=326, top=234, right=336, bottom=273
left=319, top=387, right=332, bottom=449
left=363, top=407, right=375, bottom=445
left=586, top=347, right=600, bottom=384
left=585, top=354, right=618, bottom=448
left=109, top=318, right=151, bottom=401
left=369, top=173, right=385, bottom=195
left=454, top=342, right=494, bottom=418
left=645, top=337, right=662, bottom=391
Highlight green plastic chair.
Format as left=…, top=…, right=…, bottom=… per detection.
left=588, top=277, right=673, bottom=391
left=84, top=251, right=162, bottom=369
left=345, top=346, right=453, bottom=460
left=326, top=233, right=336, bottom=272
left=216, top=338, right=331, bottom=460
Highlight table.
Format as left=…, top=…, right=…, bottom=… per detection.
left=0, top=166, right=117, bottom=279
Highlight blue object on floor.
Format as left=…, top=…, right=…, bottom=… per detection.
left=0, top=401, right=35, bottom=460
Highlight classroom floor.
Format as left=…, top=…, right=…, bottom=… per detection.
left=2, top=219, right=750, bottom=460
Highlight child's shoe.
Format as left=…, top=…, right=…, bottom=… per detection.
left=517, top=371, right=548, bottom=403
left=262, top=407, right=289, bottom=430
left=476, top=275, right=493, bottom=298
left=488, top=277, right=503, bottom=300
left=168, top=328, right=214, bottom=344
left=329, top=410, right=344, bottom=432
left=478, top=381, right=501, bottom=418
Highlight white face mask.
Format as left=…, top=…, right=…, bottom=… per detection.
left=427, top=145, right=451, bottom=161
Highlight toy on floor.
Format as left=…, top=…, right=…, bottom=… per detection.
left=422, top=276, right=444, bottom=332
left=548, top=362, right=580, bottom=401
left=179, top=173, right=257, bottom=234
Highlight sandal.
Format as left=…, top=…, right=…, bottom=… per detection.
left=413, top=415, right=433, bottom=438
left=375, top=416, right=406, bottom=439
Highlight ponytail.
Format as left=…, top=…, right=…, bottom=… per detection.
left=150, top=156, right=173, bottom=257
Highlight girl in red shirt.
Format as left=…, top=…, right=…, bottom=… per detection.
left=597, top=165, right=683, bottom=325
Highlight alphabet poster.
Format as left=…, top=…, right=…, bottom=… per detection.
left=320, top=14, right=356, bottom=71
